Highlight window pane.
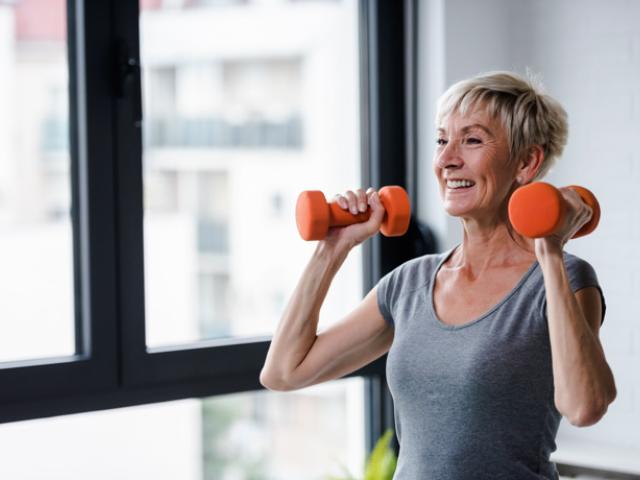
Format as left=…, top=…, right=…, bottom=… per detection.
left=140, top=0, right=362, bottom=347
left=0, top=0, right=74, bottom=362
left=0, top=378, right=366, bottom=479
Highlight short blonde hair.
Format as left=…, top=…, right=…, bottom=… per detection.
left=435, top=71, right=568, bottom=180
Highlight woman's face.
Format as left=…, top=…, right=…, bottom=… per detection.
left=433, top=107, right=517, bottom=221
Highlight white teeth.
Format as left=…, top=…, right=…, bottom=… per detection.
left=446, top=179, right=475, bottom=189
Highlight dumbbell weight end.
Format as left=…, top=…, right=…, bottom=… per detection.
left=296, top=191, right=369, bottom=241
left=508, top=182, right=600, bottom=239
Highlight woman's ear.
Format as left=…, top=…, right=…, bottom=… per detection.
left=517, top=145, right=544, bottom=184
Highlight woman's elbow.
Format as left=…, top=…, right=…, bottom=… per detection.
left=568, top=391, right=616, bottom=427
left=569, top=407, right=606, bottom=427
left=259, top=370, right=294, bottom=392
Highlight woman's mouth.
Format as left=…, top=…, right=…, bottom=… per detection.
left=445, top=179, right=475, bottom=191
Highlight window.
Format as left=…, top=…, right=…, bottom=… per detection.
left=140, top=0, right=362, bottom=348
left=0, top=0, right=123, bottom=420
left=0, top=378, right=364, bottom=479
left=0, top=1, right=411, bottom=470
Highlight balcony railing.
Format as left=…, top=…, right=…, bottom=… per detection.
left=144, top=115, right=303, bottom=149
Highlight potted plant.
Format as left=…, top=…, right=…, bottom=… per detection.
left=326, top=428, right=397, bottom=480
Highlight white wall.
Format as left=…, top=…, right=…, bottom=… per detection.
left=418, top=0, right=640, bottom=472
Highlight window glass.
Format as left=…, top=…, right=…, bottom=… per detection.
left=141, top=0, right=362, bottom=347
left=0, top=0, right=74, bottom=363
left=0, top=378, right=366, bottom=479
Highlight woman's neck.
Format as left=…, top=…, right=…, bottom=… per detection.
left=448, top=219, right=535, bottom=277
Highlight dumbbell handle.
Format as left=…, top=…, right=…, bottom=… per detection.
left=296, top=185, right=411, bottom=240
left=508, top=182, right=600, bottom=239
left=327, top=201, right=371, bottom=227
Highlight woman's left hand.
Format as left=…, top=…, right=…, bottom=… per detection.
left=534, top=187, right=594, bottom=258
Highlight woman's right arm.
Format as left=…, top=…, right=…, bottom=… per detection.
left=259, top=188, right=393, bottom=391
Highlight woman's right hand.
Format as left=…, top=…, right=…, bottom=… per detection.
left=322, top=187, right=387, bottom=249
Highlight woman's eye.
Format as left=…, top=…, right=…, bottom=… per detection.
left=465, top=137, right=482, bottom=144
left=436, top=138, right=447, bottom=146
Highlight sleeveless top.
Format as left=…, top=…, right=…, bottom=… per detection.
left=376, top=246, right=606, bottom=480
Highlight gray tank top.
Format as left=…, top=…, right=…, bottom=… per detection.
left=376, top=246, right=606, bottom=480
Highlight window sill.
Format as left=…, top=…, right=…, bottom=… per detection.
left=551, top=437, right=640, bottom=476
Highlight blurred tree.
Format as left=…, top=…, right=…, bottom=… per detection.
left=202, top=396, right=269, bottom=479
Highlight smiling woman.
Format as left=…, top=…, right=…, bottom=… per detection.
left=416, top=2, right=637, bottom=477
left=262, top=70, right=616, bottom=480
left=379, top=71, right=615, bottom=479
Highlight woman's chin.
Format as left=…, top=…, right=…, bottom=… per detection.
left=443, top=202, right=472, bottom=218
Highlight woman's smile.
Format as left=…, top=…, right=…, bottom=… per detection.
left=445, top=179, right=476, bottom=193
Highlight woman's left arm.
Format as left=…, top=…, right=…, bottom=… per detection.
left=537, top=246, right=617, bottom=427
left=535, top=188, right=617, bottom=427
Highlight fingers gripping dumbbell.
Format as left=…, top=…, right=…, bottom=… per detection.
left=508, top=182, right=601, bottom=239
left=295, top=185, right=411, bottom=241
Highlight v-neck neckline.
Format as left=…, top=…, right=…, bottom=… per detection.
left=428, top=245, right=540, bottom=330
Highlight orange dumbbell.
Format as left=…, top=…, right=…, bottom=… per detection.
left=295, top=185, right=411, bottom=241
left=508, top=182, right=600, bottom=239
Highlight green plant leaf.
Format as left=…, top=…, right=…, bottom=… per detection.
left=363, top=428, right=397, bottom=480
left=325, top=429, right=397, bottom=480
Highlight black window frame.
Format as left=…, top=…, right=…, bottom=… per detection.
left=0, top=0, right=420, bottom=459
left=0, top=0, right=119, bottom=411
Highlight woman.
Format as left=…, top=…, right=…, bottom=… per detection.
left=260, top=71, right=616, bottom=479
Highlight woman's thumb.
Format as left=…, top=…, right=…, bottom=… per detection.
left=368, top=191, right=386, bottom=226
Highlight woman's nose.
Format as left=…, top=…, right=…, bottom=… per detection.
left=436, top=140, right=463, bottom=169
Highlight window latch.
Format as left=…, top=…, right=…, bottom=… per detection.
left=115, top=39, right=143, bottom=128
